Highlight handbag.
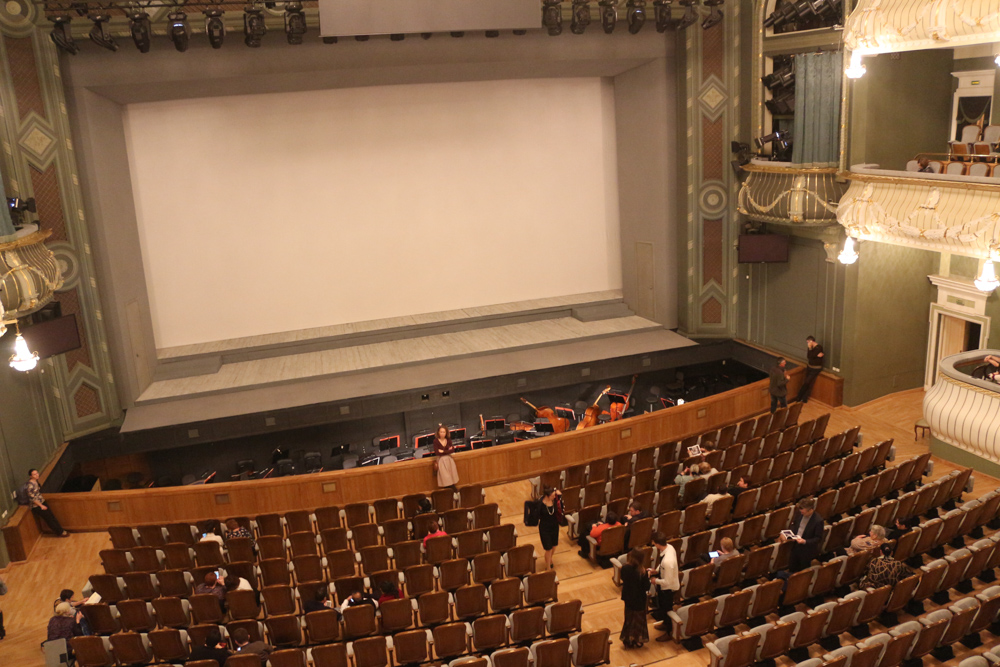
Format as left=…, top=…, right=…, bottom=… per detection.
left=523, top=500, right=541, bottom=527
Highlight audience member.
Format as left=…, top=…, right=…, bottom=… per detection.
left=710, top=537, right=739, bottom=573
left=781, top=497, right=824, bottom=572
left=577, top=512, right=621, bottom=559
left=917, top=157, right=933, bottom=173
left=46, top=603, right=83, bottom=643
left=422, top=520, right=448, bottom=548
left=537, top=486, right=565, bottom=571
left=224, top=519, right=255, bottom=551
left=189, top=627, right=230, bottom=663
left=622, top=501, right=649, bottom=525
left=650, top=532, right=680, bottom=642
left=303, top=587, right=332, bottom=614
left=223, top=574, right=253, bottom=596
left=847, top=524, right=887, bottom=556
left=674, top=465, right=704, bottom=500
left=795, top=336, right=824, bottom=403
left=53, top=589, right=84, bottom=612
left=769, top=358, right=790, bottom=413
left=25, top=469, right=69, bottom=537
left=377, top=580, right=401, bottom=604
left=198, top=522, right=224, bottom=546
left=619, top=548, right=650, bottom=649
left=231, top=628, right=273, bottom=657
left=194, top=572, right=227, bottom=611
left=417, top=498, right=434, bottom=514
left=858, top=543, right=910, bottom=589
left=339, top=590, right=379, bottom=613
left=889, top=515, right=919, bottom=542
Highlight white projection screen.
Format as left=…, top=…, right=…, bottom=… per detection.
left=124, top=78, right=622, bottom=349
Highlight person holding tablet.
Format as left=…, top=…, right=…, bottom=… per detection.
left=780, top=497, right=824, bottom=571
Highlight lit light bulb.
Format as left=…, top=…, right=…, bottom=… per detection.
left=10, top=330, right=39, bottom=371
left=838, top=236, right=859, bottom=265
left=975, top=260, right=1000, bottom=293
left=995, top=53, right=1000, bottom=67
left=846, top=52, right=867, bottom=79
left=676, top=399, right=685, bottom=406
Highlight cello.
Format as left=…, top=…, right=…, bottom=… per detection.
left=519, top=397, right=571, bottom=434
left=576, top=386, right=612, bottom=430
left=609, top=374, right=638, bottom=422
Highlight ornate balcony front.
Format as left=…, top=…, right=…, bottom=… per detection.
left=737, top=160, right=845, bottom=226
left=0, top=224, right=64, bottom=321
left=924, top=350, right=1000, bottom=470
left=837, top=165, right=1000, bottom=259
left=845, top=0, right=1000, bottom=55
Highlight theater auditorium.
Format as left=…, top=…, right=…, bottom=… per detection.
left=3, top=1, right=1000, bottom=667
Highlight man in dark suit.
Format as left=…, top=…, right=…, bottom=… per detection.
left=231, top=627, right=273, bottom=658
left=782, top=497, right=824, bottom=571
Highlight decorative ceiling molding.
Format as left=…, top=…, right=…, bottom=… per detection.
left=838, top=169, right=1000, bottom=258
left=844, top=0, right=1000, bottom=55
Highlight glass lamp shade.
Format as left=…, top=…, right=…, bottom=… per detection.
left=838, top=236, right=859, bottom=265
left=975, top=260, right=1000, bottom=293
left=846, top=52, right=867, bottom=79
left=10, top=332, right=38, bottom=371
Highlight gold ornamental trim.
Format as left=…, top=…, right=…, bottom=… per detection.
left=743, top=164, right=840, bottom=175
left=938, top=371, right=1000, bottom=397
left=0, top=228, right=53, bottom=251
left=842, top=170, right=1000, bottom=193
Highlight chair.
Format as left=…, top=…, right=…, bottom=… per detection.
left=268, top=648, right=308, bottom=667
left=189, top=593, right=225, bottom=625
left=529, top=637, right=571, bottom=667
left=471, top=614, right=509, bottom=653
left=80, top=603, right=121, bottom=636
left=747, top=580, right=784, bottom=621
left=287, top=532, right=319, bottom=558
left=350, top=523, right=381, bottom=551
left=523, top=570, right=558, bottom=605
left=488, top=578, right=523, bottom=612
left=392, top=628, right=433, bottom=664
left=320, top=528, right=350, bottom=555
left=151, top=596, right=191, bottom=628
left=455, top=530, right=487, bottom=560
left=424, top=535, right=454, bottom=565
left=472, top=551, right=503, bottom=585
left=88, top=574, right=126, bottom=605
left=502, top=545, right=536, bottom=578
left=304, top=609, right=341, bottom=644
left=342, top=604, right=378, bottom=640
left=379, top=598, right=417, bottom=633
left=350, top=636, right=390, bottom=667
left=493, top=646, right=531, bottom=667
left=945, top=161, right=968, bottom=175
left=404, top=564, right=436, bottom=598
left=754, top=623, right=793, bottom=664
left=715, top=589, right=752, bottom=630
left=486, top=524, right=517, bottom=553
left=439, top=559, right=471, bottom=592
left=418, top=590, right=453, bottom=626
left=569, top=629, right=611, bottom=667
left=454, top=583, right=490, bottom=619
left=545, top=599, right=583, bottom=636
left=510, top=606, right=546, bottom=643
left=70, top=636, right=115, bottom=667
left=148, top=627, right=190, bottom=663
left=116, top=599, right=156, bottom=632
left=669, top=598, right=717, bottom=641
left=261, top=586, right=297, bottom=616
left=433, top=622, right=472, bottom=661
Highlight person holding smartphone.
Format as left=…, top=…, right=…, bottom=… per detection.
left=194, top=571, right=227, bottom=612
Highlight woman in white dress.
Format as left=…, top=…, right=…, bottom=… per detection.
left=432, top=425, right=459, bottom=488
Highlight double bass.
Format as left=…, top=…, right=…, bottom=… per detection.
left=519, top=397, right=571, bottom=434
left=576, top=386, right=612, bottom=431
left=609, top=375, right=638, bottom=422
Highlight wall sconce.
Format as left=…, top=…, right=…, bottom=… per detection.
left=846, top=51, right=867, bottom=79
left=838, top=236, right=859, bottom=265
left=975, top=259, right=999, bottom=293
left=9, top=322, right=38, bottom=372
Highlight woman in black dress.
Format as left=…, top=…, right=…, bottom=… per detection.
left=537, top=486, right=564, bottom=570
left=620, top=548, right=651, bottom=648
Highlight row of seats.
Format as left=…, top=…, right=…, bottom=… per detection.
left=907, top=159, right=1000, bottom=177
left=69, top=626, right=612, bottom=667
left=950, top=124, right=1000, bottom=157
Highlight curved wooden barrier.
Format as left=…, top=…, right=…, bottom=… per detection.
left=41, top=369, right=801, bottom=532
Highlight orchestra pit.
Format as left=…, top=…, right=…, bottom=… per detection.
left=3, top=2, right=1000, bottom=667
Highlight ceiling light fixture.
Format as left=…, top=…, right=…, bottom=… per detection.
left=285, top=2, right=307, bottom=44
left=9, top=322, right=38, bottom=372
left=571, top=0, right=591, bottom=34
left=205, top=9, right=226, bottom=49
left=838, top=236, right=859, bottom=265
left=975, top=260, right=1000, bottom=293
left=49, top=15, right=79, bottom=55
left=626, top=0, right=646, bottom=33
left=654, top=0, right=677, bottom=31
left=88, top=14, right=118, bottom=51
left=129, top=11, right=152, bottom=53
left=244, top=8, right=267, bottom=47
left=542, top=0, right=563, bottom=36
left=168, top=12, right=190, bottom=52
left=846, top=51, right=867, bottom=79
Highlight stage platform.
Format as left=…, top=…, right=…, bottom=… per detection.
left=124, top=291, right=695, bottom=433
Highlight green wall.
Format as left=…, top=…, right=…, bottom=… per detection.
left=840, top=242, right=939, bottom=405
left=849, top=50, right=955, bottom=170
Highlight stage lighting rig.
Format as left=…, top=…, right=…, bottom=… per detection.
left=285, top=2, right=307, bottom=45
left=88, top=14, right=117, bottom=52
left=730, top=141, right=752, bottom=178
left=7, top=197, right=36, bottom=228
left=49, top=15, right=78, bottom=55
left=702, top=0, right=723, bottom=29
left=761, top=65, right=794, bottom=91
left=654, top=0, right=678, bottom=32
left=599, top=0, right=618, bottom=34
left=676, top=0, right=700, bottom=30
left=168, top=12, right=190, bottom=52
left=205, top=9, right=225, bottom=49
left=626, top=0, right=646, bottom=34
left=244, top=7, right=267, bottom=47
left=755, top=131, right=792, bottom=161
left=129, top=11, right=152, bottom=53
left=542, top=0, right=562, bottom=36
left=764, top=87, right=795, bottom=115
left=764, top=0, right=843, bottom=30
left=571, top=0, right=591, bottom=34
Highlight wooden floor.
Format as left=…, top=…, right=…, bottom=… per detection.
left=4, top=388, right=1000, bottom=667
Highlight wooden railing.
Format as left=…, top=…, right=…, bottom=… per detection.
left=2, top=442, right=68, bottom=562
left=34, top=369, right=803, bottom=536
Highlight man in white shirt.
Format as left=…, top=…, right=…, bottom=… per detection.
left=650, top=532, right=680, bottom=642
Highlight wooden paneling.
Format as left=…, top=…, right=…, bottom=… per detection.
left=39, top=373, right=799, bottom=532
left=812, top=372, right=844, bottom=407
left=2, top=443, right=68, bottom=561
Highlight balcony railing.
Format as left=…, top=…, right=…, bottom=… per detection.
left=737, top=160, right=844, bottom=225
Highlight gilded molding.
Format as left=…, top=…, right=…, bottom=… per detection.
left=845, top=0, right=1000, bottom=54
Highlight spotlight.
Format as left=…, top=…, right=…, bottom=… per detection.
left=702, top=0, right=723, bottom=29
left=761, top=66, right=794, bottom=91
left=355, top=35, right=370, bottom=41
left=420, top=32, right=433, bottom=39
left=513, top=29, right=528, bottom=35
left=730, top=141, right=752, bottom=176
left=764, top=87, right=795, bottom=115
left=390, top=34, right=404, bottom=41
left=244, top=8, right=267, bottom=47
left=485, top=30, right=499, bottom=37
left=676, top=0, right=700, bottom=30
left=88, top=14, right=117, bottom=52
left=764, top=0, right=842, bottom=29
left=129, top=11, right=152, bottom=53
left=599, top=0, right=618, bottom=33
left=450, top=31, right=465, bottom=37
left=205, top=9, right=225, bottom=49
left=284, top=3, right=307, bottom=45
left=542, top=0, right=562, bottom=36
left=845, top=51, right=866, bottom=79
left=627, top=0, right=646, bottom=33
left=571, top=0, right=591, bottom=34
left=49, top=15, right=78, bottom=55
left=755, top=131, right=792, bottom=161
left=168, top=12, right=190, bottom=52
left=654, top=0, right=677, bottom=32
left=7, top=197, right=36, bottom=227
